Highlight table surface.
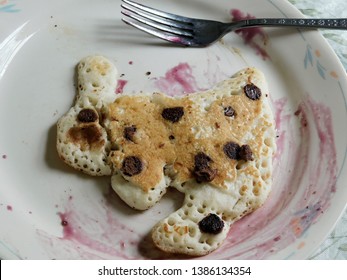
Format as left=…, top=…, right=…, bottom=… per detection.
left=288, top=0, right=347, bottom=260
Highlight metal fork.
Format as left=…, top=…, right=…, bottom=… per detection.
left=121, top=0, right=347, bottom=47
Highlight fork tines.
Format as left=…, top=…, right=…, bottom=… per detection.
left=121, top=0, right=195, bottom=45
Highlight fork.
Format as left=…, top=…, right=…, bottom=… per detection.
left=121, top=0, right=347, bottom=47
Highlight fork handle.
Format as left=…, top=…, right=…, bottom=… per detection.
left=242, top=18, right=347, bottom=30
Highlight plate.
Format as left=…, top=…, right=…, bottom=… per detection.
left=0, top=0, right=346, bottom=260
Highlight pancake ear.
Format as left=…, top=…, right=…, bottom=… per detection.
left=56, top=56, right=118, bottom=176
left=76, top=56, right=118, bottom=109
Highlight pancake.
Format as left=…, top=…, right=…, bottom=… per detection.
left=56, top=55, right=276, bottom=256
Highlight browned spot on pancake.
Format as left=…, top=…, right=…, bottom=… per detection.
left=87, top=56, right=111, bottom=76
left=162, top=107, right=184, bottom=123
left=67, top=125, right=104, bottom=151
left=244, top=83, right=262, bottom=100
left=77, top=108, right=98, bottom=123
left=173, top=225, right=189, bottom=235
left=163, top=223, right=172, bottom=233
left=121, top=156, right=143, bottom=176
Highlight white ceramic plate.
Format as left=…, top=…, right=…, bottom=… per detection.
left=0, top=0, right=346, bottom=260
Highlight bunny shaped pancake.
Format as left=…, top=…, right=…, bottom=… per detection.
left=57, top=56, right=276, bottom=256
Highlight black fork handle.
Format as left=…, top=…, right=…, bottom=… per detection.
left=236, top=18, right=347, bottom=30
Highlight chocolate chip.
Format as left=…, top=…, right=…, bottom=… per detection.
left=223, top=142, right=240, bottom=160
left=124, top=125, right=137, bottom=142
left=169, top=135, right=175, bottom=140
left=161, top=107, right=184, bottom=123
left=239, top=145, right=254, bottom=161
left=193, top=152, right=217, bottom=183
left=198, top=213, right=224, bottom=234
left=194, top=166, right=217, bottom=183
left=194, top=152, right=212, bottom=166
left=121, top=156, right=143, bottom=176
left=223, top=142, right=254, bottom=161
left=244, top=83, right=262, bottom=100
left=77, top=108, right=98, bottom=123
left=224, top=106, right=236, bottom=117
